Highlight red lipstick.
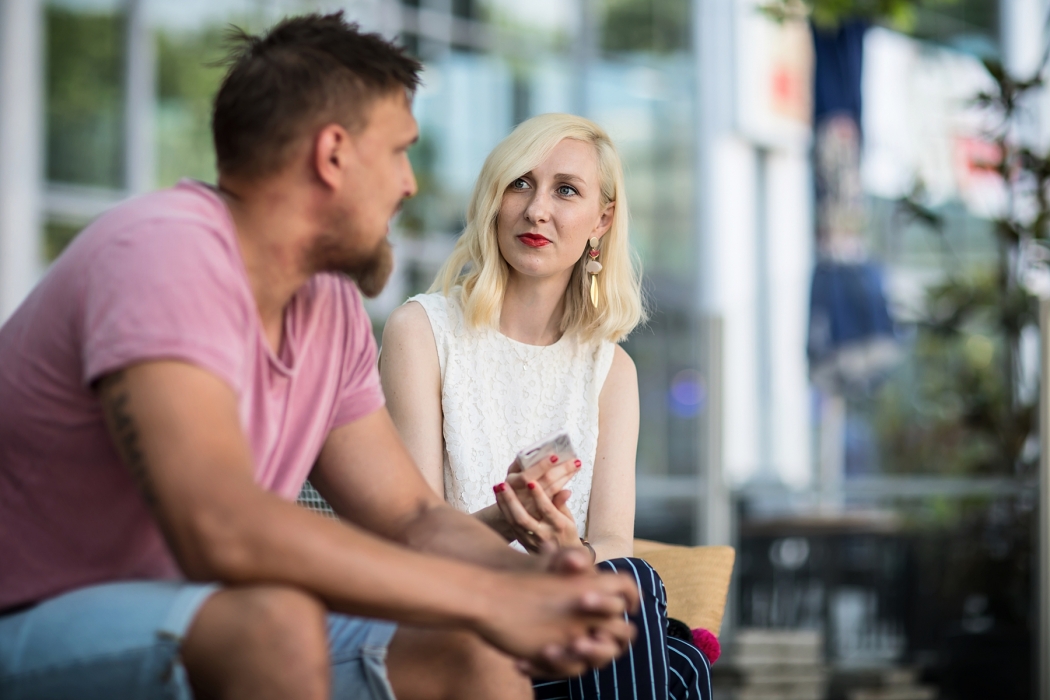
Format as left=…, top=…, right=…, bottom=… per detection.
left=518, top=234, right=550, bottom=248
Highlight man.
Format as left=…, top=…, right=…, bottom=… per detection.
left=0, top=13, right=637, bottom=700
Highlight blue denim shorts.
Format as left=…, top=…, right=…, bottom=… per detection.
left=0, top=580, right=398, bottom=700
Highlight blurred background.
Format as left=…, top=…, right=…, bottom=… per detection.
left=2, top=0, right=1050, bottom=697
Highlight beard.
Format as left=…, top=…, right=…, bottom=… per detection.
left=307, top=232, right=394, bottom=299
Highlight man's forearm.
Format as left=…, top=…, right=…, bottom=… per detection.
left=212, top=488, right=520, bottom=627
left=397, top=501, right=537, bottom=571
left=472, top=503, right=517, bottom=542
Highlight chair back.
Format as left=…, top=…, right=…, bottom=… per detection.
left=634, top=539, right=735, bottom=635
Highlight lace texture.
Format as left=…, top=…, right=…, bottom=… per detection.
left=409, top=293, right=616, bottom=537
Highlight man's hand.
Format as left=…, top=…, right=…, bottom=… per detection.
left=541, top=546, right=594, bottom=575
left=474, top=568, right=639, bottom=678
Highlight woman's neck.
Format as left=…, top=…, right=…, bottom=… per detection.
left=499, top=272, right=570, bottom=346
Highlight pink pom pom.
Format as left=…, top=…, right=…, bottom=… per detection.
left=691, top=628, right=720, bottom=664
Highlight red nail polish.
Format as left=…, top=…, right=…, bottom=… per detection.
left=494, top=483, right=506, bottom=493
left=528, top=482, right=537, bottom=490
left=574, top=459, right=582, bottom=468
left=550, top=455, right=558, bottom=463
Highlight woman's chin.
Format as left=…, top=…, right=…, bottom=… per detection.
left=506, top=262, right=570, bottom=284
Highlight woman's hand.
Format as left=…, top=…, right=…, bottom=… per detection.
left=493, top=479, right=589, bottom=556
left=472, top=455, right=581, bottom=541
left=505, top=454, right=581, bottom=517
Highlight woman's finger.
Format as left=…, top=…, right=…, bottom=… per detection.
left=552, top=489, right=573, bottom=515
left=494, top=483, right=545, bottom=544
left=524, top=483, right=581, bottom=550
left=521, top=457, right=578, bottom=492
left=504, top=472, right=529, bottom=490
left=540, top=458, right=582, bottom=494
left=509, top=458, right=580, bottom=500
left=526, top=480, right=571, bottom=524
left=492, top=483, right=533, bottom=538
left=502, top=475, right=542, bottom=520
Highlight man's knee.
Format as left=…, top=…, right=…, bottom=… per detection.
left=233, top=586, right=328, bottom=650
left=183, top=585, right=329, bottom=700
left=388, top=627, right=531, bottom=700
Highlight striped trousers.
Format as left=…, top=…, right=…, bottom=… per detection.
left=532, top=557, right=713, bottom=700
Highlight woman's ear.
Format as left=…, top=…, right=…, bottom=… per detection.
left=593, top=201, right=615, bottom=238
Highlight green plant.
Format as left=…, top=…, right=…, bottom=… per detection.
left=46, top=7, right=125, bottom=187
left=883, top=57, right=1047, bottom=476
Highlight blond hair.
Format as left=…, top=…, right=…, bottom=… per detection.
left=429, top=113, right=646, bottom=343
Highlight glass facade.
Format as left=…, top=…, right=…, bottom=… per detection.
left=7, top=0, right=1048, bottom=694
left=32, top=0, right=706, bottom=540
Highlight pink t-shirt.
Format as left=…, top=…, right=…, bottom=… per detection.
left=0, top=180, right=384, bottom=611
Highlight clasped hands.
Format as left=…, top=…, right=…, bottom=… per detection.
left=492, top=453, right=587, bottom=556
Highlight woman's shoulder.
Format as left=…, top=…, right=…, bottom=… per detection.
left=601, top=344, right=637, bottom=395
left=608, top=344, right=636, bottom=376
left=572, top=335, right=620, bottom=365
left=383, top=296, right=450, bottom=377
left=382, top=299, right=435, bottom=357
left=405, top=291, right=449, bottom=315
left=404, top=292, right=463, bottom=333
left=570, top=337, right=631, bottom=387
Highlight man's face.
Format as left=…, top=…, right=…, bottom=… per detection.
left=309, top=90, right=418, bottom=297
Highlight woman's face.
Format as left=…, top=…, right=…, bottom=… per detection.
left=496, top=138, right=614, bottom=283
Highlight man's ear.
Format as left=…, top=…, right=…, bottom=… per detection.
left=593, top=201, right=615, bottom=238
left=313, top=123, right=352, bottom=191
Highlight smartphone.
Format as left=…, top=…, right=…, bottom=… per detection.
left=515, top=432, right=578, bottom=471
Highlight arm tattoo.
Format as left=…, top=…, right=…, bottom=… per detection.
left=98, top=371, right=158, bottom=509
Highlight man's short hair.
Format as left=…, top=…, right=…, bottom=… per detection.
left=212, top=12, right=422, bottom=180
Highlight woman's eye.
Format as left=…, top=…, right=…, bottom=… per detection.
left=511, top=178, right=529, bottom=190
left=558, top=185, right=578, bottom=197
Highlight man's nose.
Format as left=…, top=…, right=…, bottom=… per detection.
left=404, top=165, right=418, bottom=199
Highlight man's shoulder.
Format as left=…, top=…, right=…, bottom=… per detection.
left=103, top=179, right=223, bottom=223
left=75, top=181, right=230, bottom=252
left=64, top=182, right=238, bottom=280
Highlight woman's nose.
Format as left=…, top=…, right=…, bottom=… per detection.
left=524, top=191, right=552, bottom=223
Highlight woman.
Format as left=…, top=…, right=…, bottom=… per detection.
left=380, top=113, right=712, bottom=699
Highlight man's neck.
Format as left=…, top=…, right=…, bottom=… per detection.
left=218, top=176, right=316, bottom=355
left=499, top=271, right=572, bottom=346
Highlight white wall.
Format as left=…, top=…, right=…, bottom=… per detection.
left=764, top=149, right=813, bottom=489
left=711, top=136, right=761, bottom=486
left=696, top=0, right=814, bottom=490
left=0, top=0, right=44, bottom=322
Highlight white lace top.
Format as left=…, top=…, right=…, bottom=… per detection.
left=409, top=293, right=616, bottom=537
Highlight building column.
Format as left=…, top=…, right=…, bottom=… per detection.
left=124, top=0, right=155, bottom=195
left=1040, top=299, right=1050, bottom=700
left=0, top=0, right=44, bottom=321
